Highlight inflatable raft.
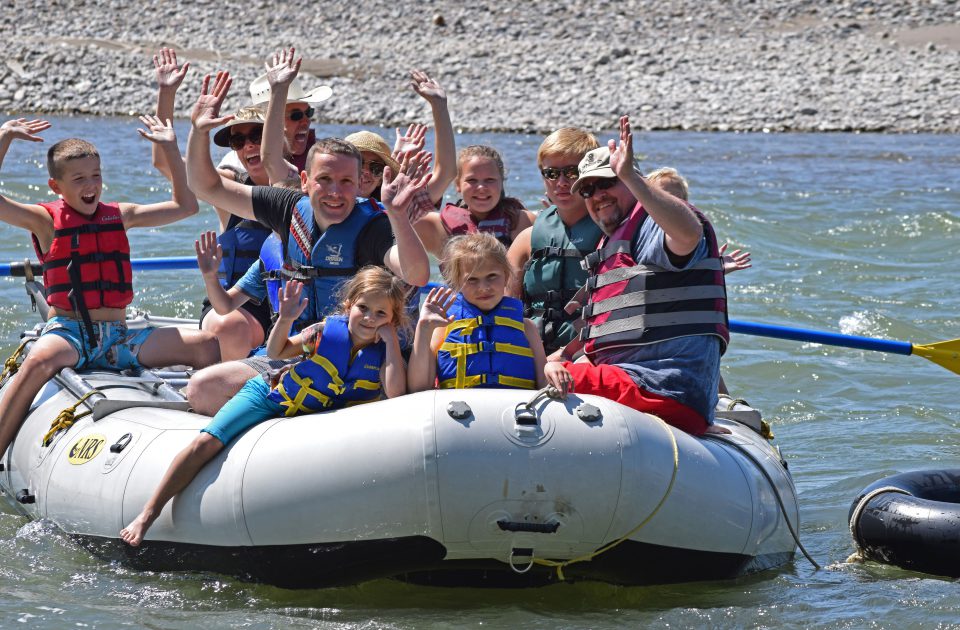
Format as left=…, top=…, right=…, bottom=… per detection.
left=849, top=470, right=960, bottom=578
left=0, top=314, right=799, bottom=588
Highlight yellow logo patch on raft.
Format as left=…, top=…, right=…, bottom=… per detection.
left=67, top=434, right=106, bottom=465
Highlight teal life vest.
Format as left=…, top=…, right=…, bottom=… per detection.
left=522, top=205, right=603, bottom=354
left=275, top=196, right=383, bottom=330
left=266, top=315, right=384, bottom=415
left=436, top=294, right=536, bottom=390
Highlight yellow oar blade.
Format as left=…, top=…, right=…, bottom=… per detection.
left=912, top=339, right=960, bottom=375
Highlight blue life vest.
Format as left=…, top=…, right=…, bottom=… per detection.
left=266, top=315, right=384, bottom=415
left=217, top=214, right=272, bottom=289
left=436, top=295, right=536, bottom=390
left=279, top=196, right=383, bottom=330
left=259, top=233, right=284, bottom=313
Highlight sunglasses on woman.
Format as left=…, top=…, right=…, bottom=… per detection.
left=577, top=178, right=619, bottom=198
left=540, top=165, right=580, bottom=181
left=363, top=159, right=386, bottom=178
left=229, top=128, right=263, bottom=151
left=288, top=107, right=316, bottom=122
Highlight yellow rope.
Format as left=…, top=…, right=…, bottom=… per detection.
left=0, top=339, right=31, bottom=386
left=532, top=414, right=680, bottom=581
left=41, top=390, right=100, bottom=447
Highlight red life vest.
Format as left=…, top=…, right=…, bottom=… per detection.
left=580, top=202, right=729, bottom=356
left=33, top=200, right=133, bottom=312
left=440, top=202, right=513, bottom=246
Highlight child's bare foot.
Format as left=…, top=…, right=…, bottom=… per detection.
left=120, top=509, right=156, bottom=547
left=704, top=424, right=732, bottom=435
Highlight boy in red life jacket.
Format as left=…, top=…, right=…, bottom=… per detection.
left=0, top=116, right=221, bottom=459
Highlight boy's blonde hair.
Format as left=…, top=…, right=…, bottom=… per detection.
left=440, top=233, right=512, bottom=289
left=646, top=167, right=689, bottom=201
left=46, top=138, right=100, bottom=179
left=336, top=266, right=411, bottom=333
left=537, top=127, right=599, bottom=167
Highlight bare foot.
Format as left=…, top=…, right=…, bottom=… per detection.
left=119, top=509, right=156, bottom=547
left=704, top=424, right=732, bottom=435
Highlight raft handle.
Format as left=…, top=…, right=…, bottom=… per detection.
left=16, top=489, right=35, bottom=504
left=498, top=519, right=560, bottom=534
left=508, top=547, right=535, bottom=574
left=110, top=433, right=133, bottom=453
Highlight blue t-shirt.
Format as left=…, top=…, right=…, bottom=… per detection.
left=234, top=259, right=268, bottom=304
left=592, top=216, right=720, bottom=423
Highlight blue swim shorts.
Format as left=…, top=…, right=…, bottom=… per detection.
left=41, top=316, right=157, bottom=370
left=201, top=376, right=284, bottom=445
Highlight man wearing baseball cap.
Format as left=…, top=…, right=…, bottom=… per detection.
left=544, top=116, right=731, bottom=436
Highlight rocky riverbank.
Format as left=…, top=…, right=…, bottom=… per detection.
left=3, top=1, right=958, bottom=133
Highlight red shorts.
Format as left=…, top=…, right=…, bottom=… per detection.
left=562, top=362, right=708, bottom=435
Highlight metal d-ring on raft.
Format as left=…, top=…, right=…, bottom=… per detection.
left=849, top=470, right=960, bottom=578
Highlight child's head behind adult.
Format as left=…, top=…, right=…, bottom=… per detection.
left=46, top=138, right=100, bottom=180
left=455, top=145, right=508, bottom=218
left=440, top=232, right=512, bottom=301
left=335, top=265, right=410, bottom=331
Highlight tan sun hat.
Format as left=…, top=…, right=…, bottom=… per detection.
left=345, top=131, right=401, bottom=175
left=249, top=73, right=333, bottom=106
left=213, top=106, right=265, bottom=148
left=570, top=146, right=642, bottom=195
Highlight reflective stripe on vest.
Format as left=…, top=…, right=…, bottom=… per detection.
left=217, top=214, right=271, bottom=289
left=581, top=202, right=729, bottom=355
left=281, top=196, right=383, bottom=329
left=267, top=315, right=384, bottom=415
left=436, top=295, right=535, bottom=390
left=34, top=200, right=133, bottom=312
left=522, top=205, right=603, bottom=350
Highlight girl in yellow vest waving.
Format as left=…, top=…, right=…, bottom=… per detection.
left=121, top=266, right=408, bottom=547
left=409, top=233, right=548, bottom=393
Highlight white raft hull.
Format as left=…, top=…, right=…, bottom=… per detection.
left=0, top=361, right=797, bottom=588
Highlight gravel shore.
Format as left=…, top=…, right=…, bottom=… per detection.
left=3, top=1, right=958, bottom=133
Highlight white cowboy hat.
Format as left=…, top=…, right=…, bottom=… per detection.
left=249, top=73, right=333, bottom=106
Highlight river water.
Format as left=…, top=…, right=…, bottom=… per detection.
left=0, top=117, right=958, bottom=628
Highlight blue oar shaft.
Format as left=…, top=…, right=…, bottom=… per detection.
left=728, top=318, right=913, bottom=356
left=0, top=257, right=199, bottom=277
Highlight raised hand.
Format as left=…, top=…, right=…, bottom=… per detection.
left=381, top=149, right=432, bottom=217
left=719, top=243, right=752, bottom=275
left=278, top=280, right=308, bottom=321
left=607, top=115, right=635, bottom=179
left=418, top=286, right=456, bottom=329
left=0, top=118, right=51, bottom=142
left=190, top=72, right=233, bottom=133
left=136, top=114, right=176, bottom=145
left=393, top=123, right=427, bottom=160
left=409, top=69, right=447, bottom=106
left=194, top=230, right=222, bottom=276
left=265, top=47, right=301, bottom=87
left=153, top=47, right=189, bottom=90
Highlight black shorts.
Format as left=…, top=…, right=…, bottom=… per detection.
left=199, top=297, right=273, bottom=339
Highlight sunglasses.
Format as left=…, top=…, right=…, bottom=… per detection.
left=288, top=107, right=315, bottom=122
left=540, top=165, right=580, bottom=181
left=577, top=178, right=619, bottom=198
left=363, top=159, right=386, bottom=178
left=228, top=128, right=263, bottom=151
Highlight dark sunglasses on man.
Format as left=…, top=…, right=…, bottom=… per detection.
left=288, top=107, right=316, bottom=122
left=229, top=128, right=264, bottom=151
left=577, top=178, right=619, bottom=198
left=540, top=165, right=580, bottom=181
